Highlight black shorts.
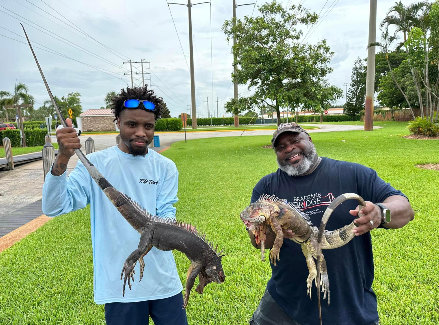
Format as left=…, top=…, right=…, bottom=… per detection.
left=105, top=293, right=188, bottom=325
left=249, top=289, right=380, bottom=325
left=249, top=289, right=300, bottom=325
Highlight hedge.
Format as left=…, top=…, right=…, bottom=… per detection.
left=186, top=117, right=256, bottom=126
left=0, top=129, right=48, bottom=147
left=279, top=114, right=360, bottom=123
left=155, top=118, right=183, bottom=131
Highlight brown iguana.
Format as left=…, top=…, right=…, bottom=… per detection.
left=240, top=192, right=366, bottom=325
left=22, top=24, right=225, bottom=308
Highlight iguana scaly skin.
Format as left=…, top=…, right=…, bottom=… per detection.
left=22, top=24, right=225, bottom=308
left=240, top=193, right=365, bottom=325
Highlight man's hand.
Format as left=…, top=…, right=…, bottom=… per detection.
left=51, top=118, right=81, bottom=176
left=350, top=201, right=381, bottom=236
left=56, top=118, right=81, bottom=159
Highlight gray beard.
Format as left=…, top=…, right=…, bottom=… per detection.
left=277, top=145, right=317, bottom=177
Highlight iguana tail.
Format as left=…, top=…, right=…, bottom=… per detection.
left=315, top=193, right=366, bottom=325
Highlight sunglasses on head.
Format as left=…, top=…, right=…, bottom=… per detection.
left=123, top=99, right=156, bottom=111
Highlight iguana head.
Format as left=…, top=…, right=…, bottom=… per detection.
left=240, top=200, right=280, bottom=259
left=195, top=254, right=226, bottom=296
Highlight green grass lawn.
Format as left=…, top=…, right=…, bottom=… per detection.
left=0, top=121, right=438, bottom=324
left=0, top=143, right=59, bottom=158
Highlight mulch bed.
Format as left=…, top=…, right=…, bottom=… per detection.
left=403, top=135, right=439, bottom=140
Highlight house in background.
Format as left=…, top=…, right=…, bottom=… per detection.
left=79, top=109, right=118, bottom=132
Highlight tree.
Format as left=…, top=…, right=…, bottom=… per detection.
left=104, top=91, right=117, bottom=109
left=377, top=59, right=417, bottom=109
left=0, top=83, right=35, bottom=122
left=380, top=1, right=430, bottom=50
left=45, top=92, right=82, bottom=126
left=344, top=58, right=366, bottom=119
left=224, top=97, right=252, bottom=116
left=223, top=1, right=334, bottom=125
left=313, top=82, right=343, bottom=122
left=31, top=100, right=57, bottom=121
left=161, top=102, right=171, bottom=118
left=0, top=91, right=12, bottom=122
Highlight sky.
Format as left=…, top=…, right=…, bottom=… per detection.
left=0, top=0, right=404, bottom=118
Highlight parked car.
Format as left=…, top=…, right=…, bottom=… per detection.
left=0, top=124, right=15, bottom=131
left=7, top=124, right=16, bottom=129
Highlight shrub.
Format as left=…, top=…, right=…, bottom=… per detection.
left=155, top=119, right=167, bottom=131
left=186, top=117, right=255, bottom=126
left=0, top=129, right=21, bottom=146
left=24, top=128, right=48, bottom=146
left=279, top=114, right=358, bottom=123
left=166, top=118, right=183, bottom=131
left=0, top=129, right=48, bottom=146
left=24, top=121, right=46, bottom=129
left=407, top=117, right=439, bottom=137
left=155, top=118, right=182, bottom=131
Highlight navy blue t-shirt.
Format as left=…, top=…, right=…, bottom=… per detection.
left=251, top=157, right=405, bottom=325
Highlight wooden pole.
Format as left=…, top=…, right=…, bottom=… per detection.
left=364, top=0, right=377, bottom=131
left=42, top=141, right=54, bottom=179
left=85, top=137, right=95, bottom=155
left=2, top=137, right=14, bottom=170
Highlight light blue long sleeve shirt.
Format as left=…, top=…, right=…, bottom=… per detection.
left=42, top=146, right=183, bottom=304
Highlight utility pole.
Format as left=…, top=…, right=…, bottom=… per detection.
left=132, top=59, right=151, bottom=86
left=123, top=59, right=134, bottom=88
left=232, top=0, right=255, bottom=127
left=364, top=0, right=377, bottom=131
left=216, top=97, right=219, bottom=118
left=169, top=1, right=209, bottom=129
left=343, top=82, right=349, bottom=103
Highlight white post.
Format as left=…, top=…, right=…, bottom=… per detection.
left=85, top=137, right=95, bottom=155
left=42, top=141, right=55, bottom=179
left=2, top=137, right=14, bottom=170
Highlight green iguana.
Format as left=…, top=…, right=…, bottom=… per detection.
left=240, top=192, right=366, bottom=325
left=22, top=24, right=225, bottom=308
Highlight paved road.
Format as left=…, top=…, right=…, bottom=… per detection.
left=0, top=123, right=371, bottom=239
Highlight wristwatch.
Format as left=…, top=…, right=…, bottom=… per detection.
left=375, top=203, right=391, bottom=226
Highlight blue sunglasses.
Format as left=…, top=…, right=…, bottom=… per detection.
left=123, top=99, right=156, bottom=111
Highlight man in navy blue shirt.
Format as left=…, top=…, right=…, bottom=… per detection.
left=248, top=122, right=414, bottom=325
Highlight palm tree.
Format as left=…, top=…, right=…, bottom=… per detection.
left=12, top=83, right=34, bottom=117
left=380, top=1, right=430, bottom=50
left=0, top=91, right=12, bottom=122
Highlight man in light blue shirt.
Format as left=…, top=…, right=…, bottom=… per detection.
left=42, top=86, right=187, bottom=325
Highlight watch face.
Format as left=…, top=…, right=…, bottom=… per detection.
left=383, top=209, right=391, bottom=223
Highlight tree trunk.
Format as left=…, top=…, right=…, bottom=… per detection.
left=411, top=68, right=424, bottom=118
left=275, top=98, right=280, bottom=126
left=385, top=52, right=415, bottom=119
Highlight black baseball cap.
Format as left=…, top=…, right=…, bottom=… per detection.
left=271, top=122, right=308, bottom=147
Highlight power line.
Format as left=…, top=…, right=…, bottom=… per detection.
left=150, top=70, right=188, bottom=106
left=0, top=32, right=126, bottom=81
left=165, top=0, right=190, bottom=70
left=0, top=7, right=129, bottom=72
left=301, top=0, right=339, bottom=44
left=11, top=1, right=130, bottom=74
left=41, top=0, right=130, bottom=61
